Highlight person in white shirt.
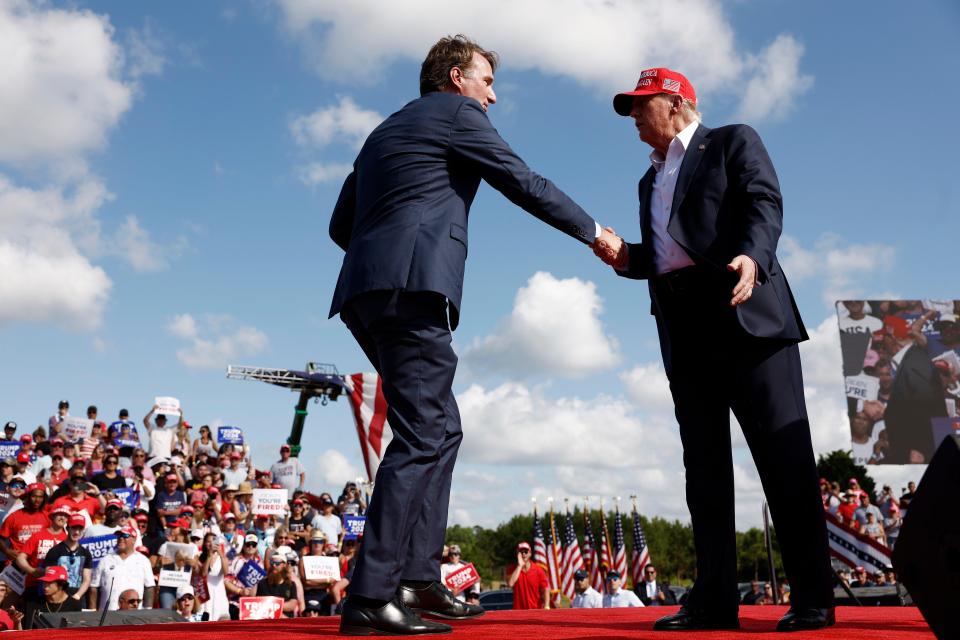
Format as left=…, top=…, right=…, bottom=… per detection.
left=438, top=545, right=479, bottom=602
left=88, top=529, right=155, bottom=610
left=571, top=570, right=602, bottom=608
left=269, top=445, right=305, bottom=499
left=143, top=406, right=178, bottom=459
left=310, top=495, right=343, bottom=545
left=601, top=571, right=643, bottom=608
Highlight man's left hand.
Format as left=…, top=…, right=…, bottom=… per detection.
left=727, top=255, right=757, bottom=306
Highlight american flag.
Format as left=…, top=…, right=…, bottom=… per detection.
left=612, top=504, right=629, bottom=582
left=344, top=373, right=392, bottom=482
left=559, top=508, right=584, bottom=599
left=825, top=512, right=891, bottom=571
left=545, top=508, right=563, bottom=598
left=598, top=508, right=613, bottom=592
left=532, top=506, right=548, bottom=569
left=582, top=508, right=603, bottom=592
left=630, top=505, right=651, bottom=587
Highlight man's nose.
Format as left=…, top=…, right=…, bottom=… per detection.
left=488, top=88, right=496, bottom=104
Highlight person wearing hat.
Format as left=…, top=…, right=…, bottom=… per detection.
left=222, top=451, right=249, bottom=487
left=48, top=400, right=70, bottom=433
left=269, top=444, right=305, bottom=500
left=49, top=470, right=102, bottom=521
left=44, top=513, right=94, bottom=600
left=154, top=472, right=188, bottom=526
left=300, top=529, right=334, bottom=607
left=174, top=584, right=203, bottom=621
left=3, top=420, right=16, bottom=440
left=331, top=34, right=611, bottom=637
left=84, top=497, right=127, bottom=537
left=310, top=493, right=344, bottom=547
left=15, top=504, right=69, bottom=601
left=143, top=404, right=180, bottom=459
left=598, top=68, right=834, bottom=631
left=601, top=570, right=642, bottom=608
left=20, top=565, right=83, bottom=628
left=0, top=482, right=49, bottom=561
left=507, top=541, right=548, bottom=610
left=88, top=527, right=156, bottom=610
left=440, top=544, right=479, bottom=603
left=256, top=550, right=298, bottom=617
left=570, top=568, right=603, bottom=608
left=14, top=449, right=37, bottom=484
left=882, top=314, right=947, bottom=463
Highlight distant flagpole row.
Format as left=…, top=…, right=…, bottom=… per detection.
left=532, top=496, right=651, bottom=596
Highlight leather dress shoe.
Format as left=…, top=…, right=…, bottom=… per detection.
left=399, top=580, right=485, bottom=620
left=776, top=607, right=836, bottom=632
left=339, top=595, right=453, bottom=636
left=653, top=607, right=740, bottom=631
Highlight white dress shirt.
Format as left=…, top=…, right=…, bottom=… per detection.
left=649, top=119, right=700, bottom=275
left=602, top=587, right=644, bottom=608
left=572, top=586, right=603, bottom=608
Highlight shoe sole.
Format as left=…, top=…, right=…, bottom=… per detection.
left=412, top=608, right=486, bottom=621
left=340, top=624, right=454, bottom=636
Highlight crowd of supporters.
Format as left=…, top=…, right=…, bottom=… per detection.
left=821, top=477, right=917, bottom=549
left=0, top=400, right=369, bottom=630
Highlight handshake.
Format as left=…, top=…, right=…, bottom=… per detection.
left=592, top=227, right=629, bottom=270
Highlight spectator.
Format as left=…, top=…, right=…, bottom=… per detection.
left=174, top=422, right=192, bottom=456
left=233, top=482, right=254, bottom=522
left=192, top=425, right=219, bottom=460
left=16, top=505, right=69, bottom=600
left=197, top=532, right=230, bottom=621
left=269, top=445, right=305, bottom=499
left=337, top=481, right=365, bottom=516
left=300, top=530, right=336, bottom=613
left=287, top=499, right=312, bottom=553
left=40, top=451, right=69, bottom=488
left=741, top=580, right=763, bottom=605
left=21, top=566, right=83, bottom=629
left=256, top=554, right=299, bottom=617
left=86, top=405, right=107, bottom=442
left=48, top=400, right=69, bottom=434
left=777, top=581, right=791, bottom=605
left=50, top=472, right=103, bottom=522
left=863, top=512, right=886, bottom=546
left=571, top=569, right=602, bottom=608
left=14, top=451, right=37, bottom=484
left=43, top=514, right=93, bottom=600
left=0, top=483, right=49, bottom=561
left=89, top=529, right=156, bottom=610
left=311, top=494, right=344, bottom=546
left=222, top=452, right=250, bottom=487
left=850, top=566, right=874, bottom=588
left=439, top=545, right=480, bottom=602
left=2, top=421, right=16, bottom=441
left=507, top=541, right=548, bottom=609
left=153, top=473, right=188, bottom=526
left=759, top=583, right=775, bottom=605
left=85, top=498, right=126, bottom=537
left=635, top=564, right=677, bottom=606
left=846, top=478, right=865, bottom=500
left=117, top=588, right=142, bottom=610
left=884, top=568, right=898, bottom=586
left=143, top=406, right=178, bottom=459
left=872, top=570, right=886, bottom=586
left=854, top=492, right=884, bottom=528
left=837, top=493, right=860, bottom=528
left=0, top=473, right=25, bottom=521
left=601, top=571, right=643, bottom=608
left=174, top=585, right=203, bottom=621
left=91, top=453, right=128, bottom=492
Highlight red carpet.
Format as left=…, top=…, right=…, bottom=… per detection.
left=15, top=606, right=933, bottom=639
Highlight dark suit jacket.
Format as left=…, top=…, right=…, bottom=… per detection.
left=329, top=92, right=595, bottom=329
left=884, top=344, right=946, bottom=463
left=635, top=581, right=677, bottom=606
left=616, top=124, right=807, bottom=354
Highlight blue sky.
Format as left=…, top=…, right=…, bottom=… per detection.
left=1, top=0, right=957, bottom=528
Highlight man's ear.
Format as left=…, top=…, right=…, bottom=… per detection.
left=447, top=66, right=464, bottom=92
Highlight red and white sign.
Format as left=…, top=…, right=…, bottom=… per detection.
left=239, top=596, right=284, bottom=620
left=443, top=563, right=479, bottom=592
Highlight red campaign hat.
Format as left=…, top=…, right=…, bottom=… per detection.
left=165, top=473, right=179, bottom=482
left=19, top=434, right=32, bottom=443
left=105, top=498, right=124, bottom=510
left=17, top=452, right=31, bottom=463
left=134, top=513, right=149, bottom=522
left=270, top=483, right=283, bottom=489
left=38, top=566, right=69, bottom=583
left=27, top=482, right=45, bottom=494
left=883, top=315, right=910, bottom=339
left=68, top=514, right=87, bottom=528
left=181, top=505, right=195, bottom=514
left=49, top=504, right=71, bottom=517
left=614, top=67, right=697, bottom=116
left=207, top=486, right=220, bottom=495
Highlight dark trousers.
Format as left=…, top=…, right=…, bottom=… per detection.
left=652, top=271, right=834, bottom=613
left=340, top=290, right=463, bottom=601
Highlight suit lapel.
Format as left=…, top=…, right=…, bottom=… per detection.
left=638, top=168, right=655, bottom=238
left=669, top=124, right=711, bottom=220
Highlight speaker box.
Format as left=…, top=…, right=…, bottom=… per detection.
left=893, top=433, right=960, bottom=640
left=34, top=609, right=187, bottom=628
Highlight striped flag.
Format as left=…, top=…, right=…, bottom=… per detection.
left=560, top=508, right=584, bottom=599
left=825, top=513, right=892, bottom=572
left=598, top=509, right=613, bottom=592
left=545, top=508, right=563, bottom=599
left=582, top=508, right=603, bottom=593
left=344, top=373, right=392, bottom=482
left=612, top=505, right=629, bottom=581
left=532, top=506, right=548, bottom=569
left=630, top=506, right=651, bottom=587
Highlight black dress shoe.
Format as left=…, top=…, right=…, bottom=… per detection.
left=399, top=581, right=485, bottom=620
left=653, top=607, right=740, bottom=631
left=339, top=596, right=453, bottom=636
left=776, top=607, right=836, bottom=632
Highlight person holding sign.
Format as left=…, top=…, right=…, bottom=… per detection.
left=440, top=546, right=479, bottom=602
left=143, top=405, right=179, bottom=459
left=255, top=555, right=298, bottom=617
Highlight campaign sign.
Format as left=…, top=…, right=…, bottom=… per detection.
left=343, top=515, right=366, bottom=540
left=443, top=563, right=480, bottom=592
left=237, top=560, right=268, bottom=588
left=114, top=438, right=141, bottom=449
left=160, top=541, right=198, bottom=562
left=80, top=534, right=118, bottom=569
left=252, top=488, right=288, bottom=515
left=61, top=417, right=94, bottom=442
left=239, top=596, right=284, bottom=620
left=845, top=374, right=880, bottom=402
left=0, top=441, right=21, bottom=459
left=218, top=426, right=244, bottom=446
left=159, top=568, right=192, bottom=588
left=301, top=555, right=341, bottom=582
left=113, top=487, right=140, bottom=511
left=0, top=564, right=25, bottom=595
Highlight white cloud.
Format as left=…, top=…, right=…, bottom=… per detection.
left=463, top=271, right=620, bottom=378
left=167, top=313, right=269, bottom=369
left=109, top=215, right=169, bottom=272
left=274, top=0, right=811, bottom=121
left=291, top=96, right=384, bottom=149
left=620, top=362, right=674, bottom=411
left=297, top=161, right=354, bottom=186
left=125, top=21, right=166, bottom=80
left=780, top=233, right=896, bottom=305
left=312, top=449, right=362, bottom=488
left=736, top=35, right=813, bottom=122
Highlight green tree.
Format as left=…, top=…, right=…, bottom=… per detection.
left=817, top=449, right=876, bottom=498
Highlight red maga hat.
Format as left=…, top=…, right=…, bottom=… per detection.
left=614, top=67, right=697, bottom=116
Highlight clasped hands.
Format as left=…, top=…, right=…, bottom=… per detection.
left=591, top=227, right=628, bottom=270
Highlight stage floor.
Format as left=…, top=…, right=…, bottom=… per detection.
left=16, top=606, right=933, bottom=639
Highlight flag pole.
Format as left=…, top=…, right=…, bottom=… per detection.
left=762, top=501, right=780, bottom=604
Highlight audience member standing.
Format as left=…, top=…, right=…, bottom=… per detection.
left=269, top=445, right=305, bottom=499
left=507, top=542, right=548, bottom=609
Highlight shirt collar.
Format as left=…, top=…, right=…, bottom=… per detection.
left=649, top=119, right=701, bottom=169
left=892, top=343, right=911, bottom=367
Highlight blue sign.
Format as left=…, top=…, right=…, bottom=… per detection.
left=113, top=438, right=140, bottom=449
left=343, top=515, right=366, bottom=540
left=80, top=534, right=119, bottom=569
left=0, top=442, right=21, bottom=459
left=237, top=560, right=267, bottom=588
left=218, top=426, right=244, bottom=445
left=112, top=488, right=140, bottom=511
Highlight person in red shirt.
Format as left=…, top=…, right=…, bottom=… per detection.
left=507, top=541, right=548, bottom=609
left=17, top=505, right=69, bottom=595
left=0, top=483, right=50, bottom=561
left=837, top=493, right=860, bottom=529
left=50, top=472, right=104, bottom=521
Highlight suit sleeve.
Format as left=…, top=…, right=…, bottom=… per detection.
left=328, top=167, right=357, bottom=252
left=728, top=125, right=783, bottom=279
left=449, top=101, right=595, bottom=245
left=615, top=241, right=652, bottom=280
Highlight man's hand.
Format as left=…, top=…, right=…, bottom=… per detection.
left=727, top=255, right=757, bottom=306
left=592, top=227, right=629, bottom=270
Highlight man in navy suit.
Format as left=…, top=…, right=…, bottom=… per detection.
left=329, top=35, right=612, bottom=635
left=594, top=68, right=834, bottom=632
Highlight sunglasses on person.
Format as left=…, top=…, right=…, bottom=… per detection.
left=270, top=560, right=286, bottom=567
left=179, top=594, right=194, bottom=601
left=244, top=541, right=258, bottom=547
left=122, top=597, right=142, bottom=605
left=518, top=549, right=530, bottom=555
left=9, top=481, right=26, bottom=489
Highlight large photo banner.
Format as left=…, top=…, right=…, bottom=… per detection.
left=836, top=299, right=960, bottom=465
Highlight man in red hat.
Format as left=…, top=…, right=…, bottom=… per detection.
left=506, top=541, right=548, bottom=610
left=269, top=444, right=305, bottom=499
left=43, top=513, right=94, bottom=600
left=595, top=68, right=834, bottom=631
left=0, top=482, right=49, bottom=561
left=16, top=504, right=68, bottom=597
